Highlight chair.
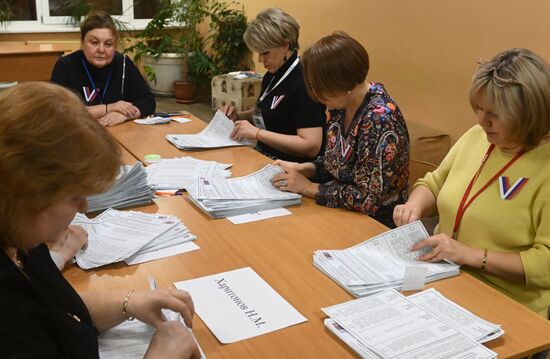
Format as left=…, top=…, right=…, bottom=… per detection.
left=409, top=159, right=438, bottom=188
left=408, top=159, right=439, bottom=234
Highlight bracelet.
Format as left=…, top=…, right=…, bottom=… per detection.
left=122, top=290, right=135, bottom=321
left=255, top=128, right=262, bottom=141
left=105, top=104, right=108, bottom=114
left=480, top=248, right=488, bottom=272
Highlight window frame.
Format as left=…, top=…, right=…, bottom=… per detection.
left=0, top=0, right=154, bottom=33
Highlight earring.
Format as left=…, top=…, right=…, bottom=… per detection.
left=347, top=90, right=352, bottom=95
left=284, top=55, right=287, bottom=61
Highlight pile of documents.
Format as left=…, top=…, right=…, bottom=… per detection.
left=186, top=164, right=301, bottom=218
left=99, top=309, right=205, bottom=359
left=146, top=156, right=232, bottom=190
left=166, top=110, right=252, bottom=150
left=87, top=163, right=155, bottom=212
left=72, top=209, right=197, bottom=269
left=323, top=288, right=502, bottom=359
left=313, top=221, right=460, bottom=296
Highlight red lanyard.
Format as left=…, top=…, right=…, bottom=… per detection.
left=452, top=144, right=524, bottom=238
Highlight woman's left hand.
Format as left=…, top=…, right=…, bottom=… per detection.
left=411, top=233, right=471, bottom=264
left=126, top=288, right=195, bottom=328
left=230, top=120, right=257, bottom=141
left=98, top=112, right=127, bottom=127
left=271, top=163, right=312, bottom=194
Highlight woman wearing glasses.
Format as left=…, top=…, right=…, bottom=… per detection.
left=272, top=32, right=410, bottom=228
left=394, top=48, right=550, bottom=322
left=51, top=11, right=155, bottom=127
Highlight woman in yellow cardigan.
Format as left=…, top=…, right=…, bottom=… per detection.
left=394, top=48, right=550, bottom=321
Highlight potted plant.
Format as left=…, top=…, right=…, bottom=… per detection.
left=125, top=1, right=189, bottom=96
left=126, top=0, right=249, bottom=101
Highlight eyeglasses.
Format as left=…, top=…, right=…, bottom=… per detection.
left=476, top=59, right=522, bottom=88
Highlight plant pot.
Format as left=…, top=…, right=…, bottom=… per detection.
left=143, top=53, right=185, bottom=97
left=174, top=81, right=196, bottom=103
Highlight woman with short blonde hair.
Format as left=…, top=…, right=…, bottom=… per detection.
left=222, top=8, right=325, bottom=163
left=395, top=48, right=550, bottom=322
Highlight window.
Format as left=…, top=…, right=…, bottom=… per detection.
left=0, top=0, right=162, bottom=33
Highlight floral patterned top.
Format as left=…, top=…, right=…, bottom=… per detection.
left=313, top=82, right=409, bottom=227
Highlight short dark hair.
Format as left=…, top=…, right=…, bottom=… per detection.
left=80, top=10, right=117, bottom=41
left=302, top=31, right=369, bottom=102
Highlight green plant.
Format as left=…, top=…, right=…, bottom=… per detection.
left=125, top=0, right=249, bottom=86
left=0, top=1, right=15, bottom=27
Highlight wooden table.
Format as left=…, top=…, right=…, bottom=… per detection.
left=65, top=115, right=550, bottom=358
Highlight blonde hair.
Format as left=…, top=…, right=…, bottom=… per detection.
left=0, top=82, right=121, bottom=249
left=244, top=8, right=300, bottom=53
left=469, top=48, right=550, bottom=150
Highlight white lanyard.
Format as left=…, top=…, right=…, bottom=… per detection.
left=258, top=57, right=300, bottom=103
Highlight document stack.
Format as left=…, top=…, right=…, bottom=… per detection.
left=146, top=156, right=232, bottom=190
left=313, top=221, right=460, bottom=296
left=99, top=309, right=205, bottom=359
left=72, top=209, right=198, bottom=269
left=186, top=164, right=302, bottom=218
left=87, top=163, right=155, bottom=212
left=323, top=288, right=502, bottom=359
left=166, top=110, right=252, bottom=150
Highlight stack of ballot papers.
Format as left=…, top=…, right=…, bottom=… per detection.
left=313, top=221, right=460, bottom=296
left=186, top=164, right=301, bottom=218
left=166, top=110, right=252, bottom=150
left=87, top=163, right=155, bottom=212
left=72, top=209, right=197, bottom=269
left=146, top=156, right=232, bottom=190
left=323, top=288, right=502, bottom=359
left=99, top=309, right=205, bottom=359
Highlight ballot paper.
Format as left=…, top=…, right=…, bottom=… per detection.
left=313, top=221, right=460, bottom=296
left=72, top=209, right=197, bottom=269
left=323, top=289, right=497, bottom=359
left=99, top=309, right=205, bottom=359
left=146, top=156, right=232, bottom=190
left=87, top=163, right=155, bottom=212
left=174, top=267, right=307, bottom=343
left=166, top=110, right=252, bottom=150
left=134, top=116, right=172, bottom=125
left=186, top=164, right=301, bottom=218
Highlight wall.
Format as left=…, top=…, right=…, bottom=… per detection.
left=239, top=0, right=550, bottom=142
left=2, top=0, right=550, bottom=141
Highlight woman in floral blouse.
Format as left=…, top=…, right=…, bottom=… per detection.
left=272, top=32, right=409, bottom=227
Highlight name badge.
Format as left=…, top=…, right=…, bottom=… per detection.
left=252, top=106, right=266, bottom=130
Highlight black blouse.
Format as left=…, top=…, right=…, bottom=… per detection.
left=51, top=50, right=155, bottom=117
left=256, top=51, right=326, bottom=163
left=0, top=244, right=99, bottom=358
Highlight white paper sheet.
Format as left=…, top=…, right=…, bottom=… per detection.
left=226, top=208, right=292, bottom=224
left=174, top=267, right=307, bottom=343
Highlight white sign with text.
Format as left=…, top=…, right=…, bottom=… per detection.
left=174, top=267, right=307, bottom=343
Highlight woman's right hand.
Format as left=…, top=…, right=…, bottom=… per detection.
left=393, top=203, right=422, bottom=227
left=221, top=105, right=238, bottom=121
left=145, top=321, right=201, bottom=359
left=108, top=100, right=139, bottom=118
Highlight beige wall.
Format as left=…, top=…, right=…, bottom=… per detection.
left=3, top=1, right=550, bottom=141
left=240, top=0, right=550, bottom=142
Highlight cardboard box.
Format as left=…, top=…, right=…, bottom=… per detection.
left=211, top=72, right=264, bottom=112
